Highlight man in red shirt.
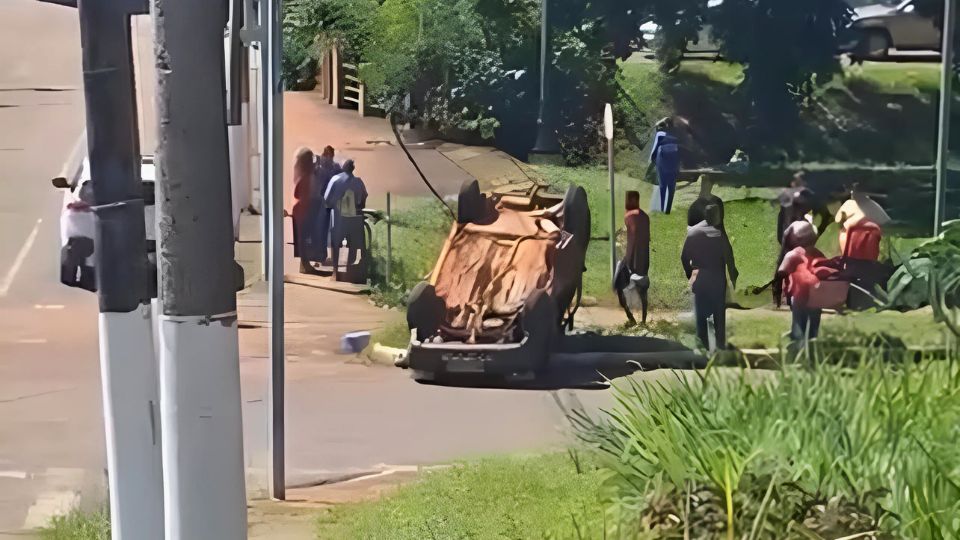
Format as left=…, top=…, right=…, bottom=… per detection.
left=613, top=191, right=651, bottom=325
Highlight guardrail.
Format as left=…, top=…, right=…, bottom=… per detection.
left=341, top=62, right=365, bottom=117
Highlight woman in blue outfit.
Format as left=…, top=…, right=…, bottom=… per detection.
left=650, top=118, right=680, bottom=214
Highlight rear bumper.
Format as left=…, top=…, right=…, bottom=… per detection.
left=406, top=330, right=546, bottom=378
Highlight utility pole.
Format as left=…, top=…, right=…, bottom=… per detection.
left=154, top=0, right=248, bottom=538
left=530, top=0, right=561, bottom=158
left=76, top=0, right=164, bottom=538
left=936, top=0, right=957, bottom=236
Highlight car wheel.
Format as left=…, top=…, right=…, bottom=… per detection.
left=457, top=180, right=485, bottom=224
left=859, top=29, right=891, bottom=61
left=561, top=185, right=591, bottom=249
left=522, top=288, right=557, bottom=372
left=407, top=281, right=444, bottom=342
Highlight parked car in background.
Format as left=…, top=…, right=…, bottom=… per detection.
left=846, top=0, right=941, bottom=59
left=51, top=136, right=156, bottom=292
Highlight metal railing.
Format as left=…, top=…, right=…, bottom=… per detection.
left=341, top=62, right=365, bottom=116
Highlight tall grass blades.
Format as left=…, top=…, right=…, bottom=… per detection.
left=572, top=359, right=960, bottom=539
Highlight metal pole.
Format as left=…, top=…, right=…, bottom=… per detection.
left=76, top=1, right=164, bottom=538
left=266, top=0, right=286, bottom=501
left=936, top=0, right=956, bottom=236
left=154, top=0, right=247, bottom=537
left=386, top=192, right=392, bottom=285
left=604, top=103, right=616, bottom=281
left=609, top=138, right=616, bottom=281
left=530, top=0, right=560, bottom=156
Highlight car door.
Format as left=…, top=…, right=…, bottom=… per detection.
left=887, top=0, right=941, bottom=50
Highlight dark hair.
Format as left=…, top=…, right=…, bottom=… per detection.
left=322, top=146, right=335, bottom=158
left=625, top=190, right=640, bottom=210
left=342, top=159, right=356, bottom=174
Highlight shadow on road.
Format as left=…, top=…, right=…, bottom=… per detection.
left=415, top=333, right=707, bottom=391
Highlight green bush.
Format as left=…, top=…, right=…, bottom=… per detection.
left=573, top=357, right=960, bottom=538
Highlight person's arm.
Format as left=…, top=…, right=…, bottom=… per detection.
left=650, top=132, right=662, bottom=164
left=324, top=176, right=340, bottom=207
left=815, top=206, right=831, bottom=239
left=680, top=237, right=693, bottom=280
left=723, top=232, right=738, bottom=288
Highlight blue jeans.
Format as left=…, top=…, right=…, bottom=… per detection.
left=694, top=290, right=726, bottom=351
left=790, top=304, right=822, bottom=341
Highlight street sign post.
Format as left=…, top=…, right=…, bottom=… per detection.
left=604, top=103, right=616, bottom=281
left=936, top=0, right=957, bottom=235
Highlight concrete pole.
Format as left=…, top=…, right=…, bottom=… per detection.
left=76, top=1, right=164, bottom=538
left=265, top=0, right=287, bottom=501
left=153, top=0, right=247, bottom=538
left=935, top=0, right=956, bottom=236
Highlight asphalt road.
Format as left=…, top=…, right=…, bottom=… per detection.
left=0, top=2, right=618, bottom=534
left=0, top=1, right=699, bottom=535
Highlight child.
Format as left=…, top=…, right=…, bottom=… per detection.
left=613, top=191, right=650, bottom=325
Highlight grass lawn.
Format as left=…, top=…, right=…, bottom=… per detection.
left=315, top=453, right=605, bottom=539
left=538, top=164, right=785, bottom=309
left=39, top=509, right=109, bottom=540
left=616, top=59, right=942, bottom=171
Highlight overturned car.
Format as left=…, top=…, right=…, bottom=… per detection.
left=403, top=180, right=590, bottom=382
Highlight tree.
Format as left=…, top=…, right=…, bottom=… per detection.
left=283, top=0, right=376, bottom=89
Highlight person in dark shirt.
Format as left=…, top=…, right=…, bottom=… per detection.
left=776, top=172, right=830, bottom=246
left=311, top=146, right=341, bottom=264
left=681, top=204, right=736, bottom=351
left=687, top=175, right=738, bottom=288
left=613, top=191, right=651, bottom=325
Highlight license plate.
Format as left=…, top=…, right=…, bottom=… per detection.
left=445, top=358, right=485, bottom=373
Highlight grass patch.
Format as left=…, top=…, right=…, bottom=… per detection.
left=368, top=197, right=452, bottom=308
left=574, top=356, right=960, bottom=538
left=40, top=509, right=110, bottom=540
left=368, top=315, right=410, bottom=350
left=615, top=58, right=942, bottom=167
left=316, top=453, right=606, bottom=539
left=538, top=165, right=780, bottom=309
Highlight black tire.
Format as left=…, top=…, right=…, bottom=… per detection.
left=457, top=180, right=484, bottom=224
left=407, top=281, right=444, bottom=342
left=858, top=29, right=891, bottom=61
left=561, top=185, right=591, bottom=249
left=522, top=289, right=557, bottom=371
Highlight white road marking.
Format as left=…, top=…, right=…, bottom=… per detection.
left=0, top=219, right=43, bottom=298
left=0, top=470, right=28, bottom=480
left=14, top=339, right=47, bottom=345
left=33, top=304, right=64, bottom=310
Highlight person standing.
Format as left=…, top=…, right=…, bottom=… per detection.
left=681, top=204, right=735, bottom=352
left=776, top=172, right=830, bottom=246
left=687, top=175, right=738, bottom=288
left=291, top=147, right=315, bottom=274
left=613, top=191, right=650, bottom=325
left=774, top=221, right=826, bottom=341
left=650, top=118, right=681, bottom=214
left=311, top=146, right=341, bottom=264
left=325, top=159, right=368, bottom=273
